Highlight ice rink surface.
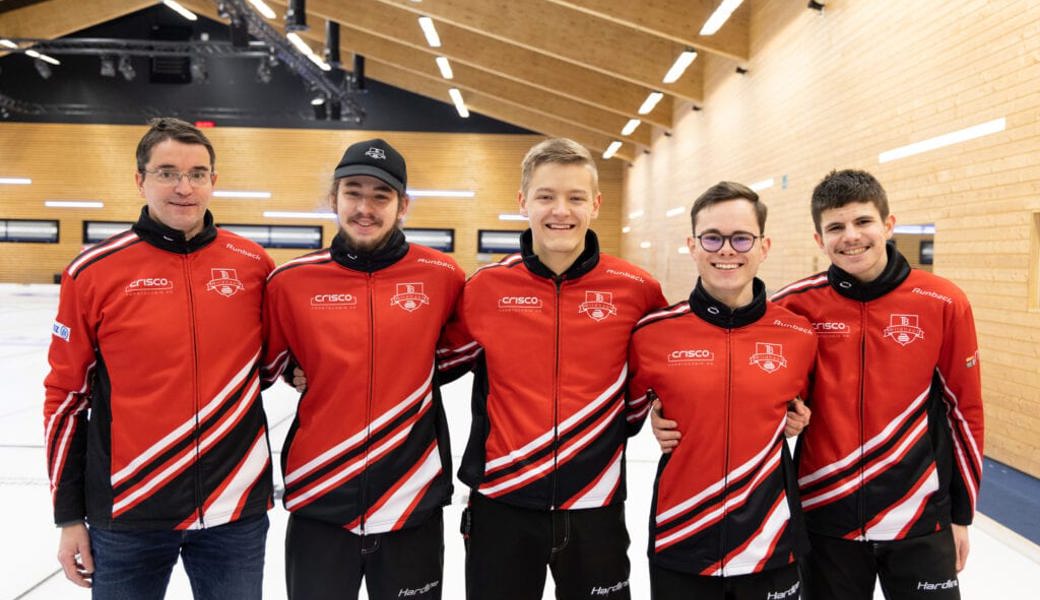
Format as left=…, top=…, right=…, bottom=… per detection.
left=2, top=283, right=1037, bottom=599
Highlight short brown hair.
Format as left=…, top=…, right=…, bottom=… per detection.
left=135, top=117, right=216, bottom=172
left=810, top=169, right=888, bottom=233
left=690, top=181, right=767, bottom=234
left=520, top=138, right=598, bottom=196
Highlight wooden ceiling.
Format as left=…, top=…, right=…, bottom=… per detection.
left=0, top=0, right=751, bottom=163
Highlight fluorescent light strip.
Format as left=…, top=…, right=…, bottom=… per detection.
left=621, top=119, right=641, bottom=136
left=263, top=210, right=337, bottom=220
left=214, top=190, right=272, bottom=199
left=621, top=226, right=631, bottom=234
left=700, top=0, right=744, bottom=36
left=662, top=50, right=697, bottom=84
left=665, top=206, right=685, bottom=218
left=435, top=56, right=454, bottom=79
left=162, top=0, right=198, bottom=21
left=45, top=200, right=104, bottom=208
left=639, top=241, right=652, bottom=249
left=498, top=213, right=527, bottom=222
left=0, top=177, right=31, bottom=185
left=678, top=245, right=690, bottom=254
left=25, top=49, right=60, bottom=65
left=638, top=92, right=664, bottom=115
left=749, top=178, right=774, bottom=192
left=448, top=88, right=469, bottom=117
left=628, top=209, right=645, bottom=219
left=0, top=39, right=17, bottom=49
left=286, top=33, right=332, bottom=71
left=602, top=140, right=622, bottom=160
left=418, top=17, right=442, bottom=48
left=246, top=0, right=277, bottom=19
left=878, top=118, right=1006, bottom=163
left=408, top=189, right=474, bottom=198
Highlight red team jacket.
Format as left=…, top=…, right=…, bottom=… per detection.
left=438, top=231, right=666, bottom=510
left=262, top=230, right=464, bottom=534
left=771, top=244, right=984, bottom=541
left=629, top=279, right=817, bottom=576
left=44, top=209, right=274, bottom=530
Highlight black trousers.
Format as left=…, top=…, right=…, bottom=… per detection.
left=650, top=562, right=800, bottom=600
left=463, top=492, right=631, bottom=600
left=285, top=511, right=444, bottom=600
left=803, top=529, right=960, bottom=600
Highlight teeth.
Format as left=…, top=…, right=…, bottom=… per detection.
left=713, top=263, right=740, bottom=270
left=841, top=247, right=868, bottom=255
left=547, top=224, right=573, bottom=229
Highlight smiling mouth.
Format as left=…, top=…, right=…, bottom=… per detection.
left=838, top=246, right=869, bottom=256
left=546, top=223, right=575, bottom=230
left=711, top=263, right=741, bottom=270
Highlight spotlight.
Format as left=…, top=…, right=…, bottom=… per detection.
left=311, top=96, right=327, bottom=120
left=33, top=58, right=52, bottom=80
left=256, top=57, right=273, bottom=83
left=325, top=21, right=340, bottom=67
left=808, top=1, right=825, bottom=10
left=190, top=57, right=208, bottom=83
left=329, top=100, right=341, bottom=121
left=353, top=54, right=366, bottom=91
left=118, top=55, right=136, bottom=81
left=100, top=55, right=115, bottom=77
left=285, top=0, right=307, bottom=33
left=735, top=66, right=748, bottom=75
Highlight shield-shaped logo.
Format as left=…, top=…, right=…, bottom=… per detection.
left=883, top=314, right=924, bottom=346
left=205, top=268, right=244, bottom=298
left=390, top=282, right=429, bottom=312
left=365, top=147, right=387, bottom=160
left=578, top=290, right=617, bottom=322
left=749, top=342, right=787, bottom=374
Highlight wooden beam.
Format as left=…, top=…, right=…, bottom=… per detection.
left=267, top=0, right=675, bottom=129
left=374, top=0, right=703, bottom=103
left=0, top=0, right=153, bottom=58
left=546, top=0, right=749, bottom=62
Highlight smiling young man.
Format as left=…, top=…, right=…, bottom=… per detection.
left=630, top=182, right=817, bottom=600
left=44, top=118, right=275, bottom=598
left=261, top=139, right=464, bottom=600
left=436, top=138, right=667, bottom=599
left=767, top=170, right=984, bottom=599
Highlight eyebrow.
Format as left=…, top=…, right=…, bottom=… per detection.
left=152, top=163, right=210, bottom=171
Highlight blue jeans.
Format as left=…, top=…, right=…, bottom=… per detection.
left=89, top=513, right=269, bottom=600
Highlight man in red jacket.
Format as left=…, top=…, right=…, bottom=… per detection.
left=629, top=181, right=817, bottom=599
left=44, top=118, right=274, bottom=598
left=262, top=139, right=465, bottom=600
left=656, top=170, right=984, bottom=599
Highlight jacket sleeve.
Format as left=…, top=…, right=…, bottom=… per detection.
left=936, top=294, right=984, bottom=525
left=260, top=278, right=293, bottom=389
left=436, top=286, right=482, bottom=383
left=624, top=327, right=655, bottom=437
left=43, top=271, right=97, bottom=524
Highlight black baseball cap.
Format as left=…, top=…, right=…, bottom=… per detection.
left=333, top=138, right=407, bottom=196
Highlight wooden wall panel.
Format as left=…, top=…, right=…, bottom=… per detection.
left=621, top=1, right=1040, bottom=476
left=0, top=124, right=623, bottom=282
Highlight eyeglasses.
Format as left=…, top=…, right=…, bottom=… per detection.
left=695, top=232, right=759, bottom=253
left=142, top=168, right=214, bottom=187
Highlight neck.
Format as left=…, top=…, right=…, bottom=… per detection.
left=702, top=282, right=754, bottom=310
left=537, top=247, right=583, bottom=277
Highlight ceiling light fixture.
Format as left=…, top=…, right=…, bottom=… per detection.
left=621, top=226, right=631, bottom=234
left=0, top=39, right=17, bottom=49
left=749, top=178, right=774, bottom=192
left=700, top=0, right=744, bottom=36
left=162, top=0, right=199, bottom=22
left=26, top=49, right=60, bottom=65
left=620, top=119, right=641, bottom=136
left=263, top=210, right=336, bottom=220
left=638, top=91, right=664, bottom=115
left=628, top=209, right=645, bottom=219
left=435, top=56, right=454, bottom=79
left=213, top=190, right=272, bottom=199
left=602, top=141, right=622, bottom=160
left=45, top=200, right=104, bottom=208
left=0, top=177, right=31, bottom=185
left=247, top=0, right=278, bottom=19
left=639, top=241, right=652, bottom=249
left=662, top=49, right=697, bottom=84
left=418, top=17, right=442, bottom=48
left=408, top=189, right=475, bottom=198
left=665, top=206, right=685, bottom=217
left=879, top=118, right=1006, bottom=163
left=498, top=213, right=528, bottom=222
left=448, top=88, right=469, bottom=117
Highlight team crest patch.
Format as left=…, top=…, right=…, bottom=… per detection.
left=578, top=291, right=617, bottom=322
left=391, top=282, right=429, bottom=312
left=883, top=314, right=924, bottom=346
left=749, top=342, right=787, bottom=373
left=365, top=147, right=387, bottom=160
left=206, top=268, right=244, bottom=298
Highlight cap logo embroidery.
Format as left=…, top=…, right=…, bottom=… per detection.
left=749, top=342, right=787, bottom=373
left=206, top=268, right=244, bottom=298
left=391, top=282, right=429, bottom=312
left=365, top=147, right=387, bottom=160
left=578, top=290, right=617, bottom=322
left=883, top=313, right=924, bottom=346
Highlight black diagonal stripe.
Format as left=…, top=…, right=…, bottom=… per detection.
left=267, top=253, right=333, bottom=282
left=283, top=395, right=429, bottom=497
left=633, top=301, right=689, bottom=334
left=769, top=275, right=829, bottom=302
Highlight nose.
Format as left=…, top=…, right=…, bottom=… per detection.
left=549, top=197, right=568, bottom=215
left=173, top=174, right=193, bottom=194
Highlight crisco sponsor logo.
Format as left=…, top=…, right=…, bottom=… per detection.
left=667, top=348, right=714, bottom=366
left=811, top=320, right=850, bottom=336
left=497, top=295, right=543, bottom=310
left=606, top=268, right=645, bottom=284
left=125, top=276, right=173, bottom=294
left=417, top=258, right=456, bottom=271
left=310, top=292, right=357, bottom=309
left=913, top=287, right=953, bottom=304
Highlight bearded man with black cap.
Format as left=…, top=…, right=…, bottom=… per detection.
left=261, top=138, right=465, bottom=600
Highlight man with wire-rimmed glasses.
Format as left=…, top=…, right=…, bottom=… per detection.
left=44, top=117, right=274, bottom=599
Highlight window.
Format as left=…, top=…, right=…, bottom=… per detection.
left=478, top=229, right=522, bottom=254
left=219, top=224, right=323, bottom=249
left=83, top=221, right=133, bottom=244
left=403, top=228, right=454, bottom=252
left=0, top=219, right=59, bottom=243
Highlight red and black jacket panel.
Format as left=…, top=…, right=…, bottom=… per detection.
left=438, top=230, right=667, bottom=510
left=44, top=208, right=274, bottom=530
left=263, top=229, right=464, bottom=534
left=771, top=244, right=984, bottom=541
left=629, top=279, right=816, bottom=576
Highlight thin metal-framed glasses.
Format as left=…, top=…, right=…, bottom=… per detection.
left=695, top=232, right=759, bottom=253
left=142, top=168, right=214, bottom=187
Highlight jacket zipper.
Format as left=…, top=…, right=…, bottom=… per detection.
left=857, top=302, right=867, bottom=539
left=183, top=252, right=204, bottom=527
left=550, top=276, right=563, bottom=509
left=360, top=272, right=376, bottom=534
left=720, top=327, right=733, bottom=573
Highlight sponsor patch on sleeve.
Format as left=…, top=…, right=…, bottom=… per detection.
left=52, top=321, right=71, bottom=341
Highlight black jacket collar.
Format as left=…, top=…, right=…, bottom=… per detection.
left=330, top=228, right=409, bottom=273
left=688, top=277, right=768, bottom=329
left=520, top=229, right=601, bottom=281
left=828, top=241, right=910, bottom=302
left=132, top=206, right=217, bottom=254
